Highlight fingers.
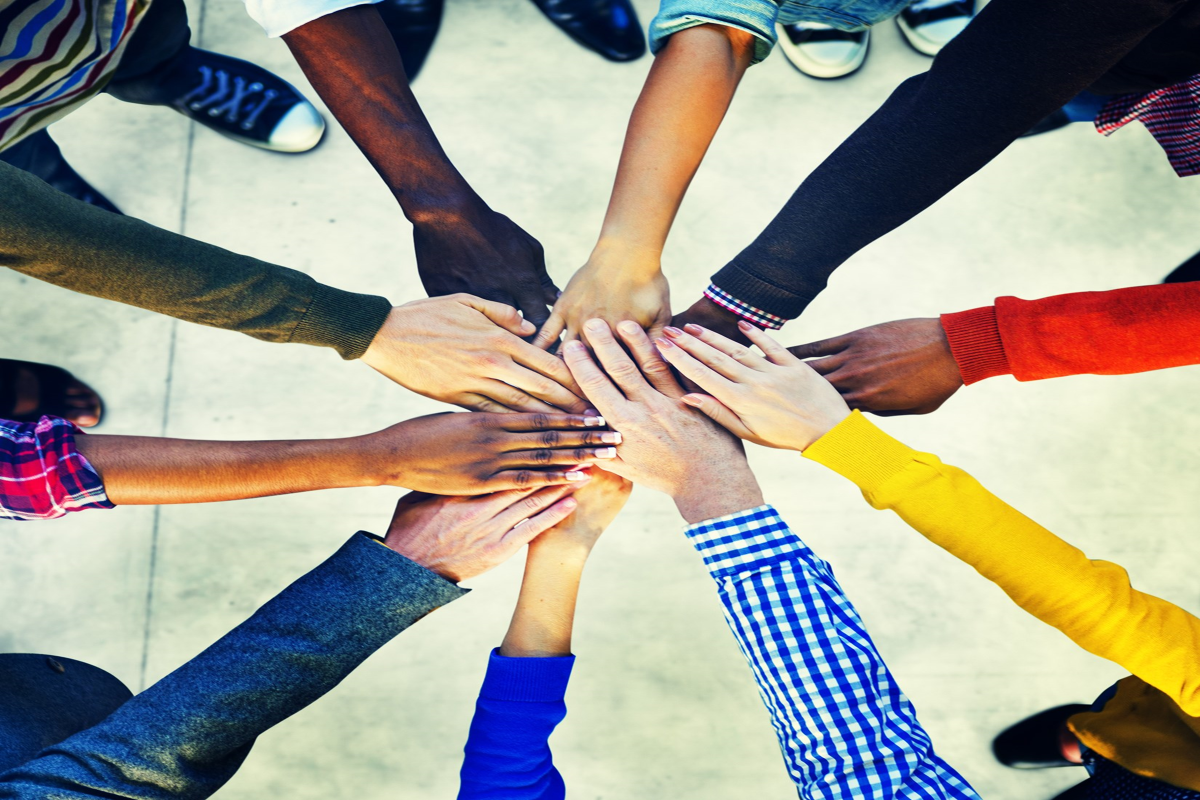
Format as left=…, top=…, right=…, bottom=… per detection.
left=786, top=333, right=849, bottom=361
left=581, top=319, right=652, bottom=399
left=503, top=495, right=580, bottom=549
left=491, top=362, right=589, bottom=413
left=492, top=483, right=578, bottom=533
left=679, top=323, right=769, bottom=371
left=532, top=309, right=566, bottom=351
left=681, top=393, right=757, bottom=441
left=496, top=412, right=608, bottom=432
left=506, top=342, right=589, bottom=411
left=502, top=445, right=618, bottom=467
left=459, top=294, right=537, bottom=338
left=562, top=339, right=627, bottom=415
left=653, top=336, right=737, bottom=399
left=736, top=322, right=801, bottom=366
left=615, top=320, right=685, bottom=399
left=662, top=326, right=754, bottom=381
left=473, top=380, right=563, bottom=414
left=805, top=355, right=847, bottom=377
left=458, top=393, right=516, bottom=414
left=486, top=468, right=595, bottom=491
left=500, top=427, right=620, bottom=450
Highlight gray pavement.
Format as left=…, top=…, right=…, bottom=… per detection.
left=3, top=0, right=1200, bottom=797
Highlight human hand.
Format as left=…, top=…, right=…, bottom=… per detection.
left=563, top=319, right=762, bottom=524
left=653, top=321, right=850, bottom=452
left=361, top=295, right=590, bottom=413
left=361, top=412, right=618, bottom=494
left=788, top=319, right=963, bottom=416
left=670, top=295, right=751, bottom=345
left=384, top=484, right=583, bottom=583
left=528, top=469, right=632, bottom=558
left=414, top=201, right=559, bottom=329
left=533, top=243, right=671, bottom=349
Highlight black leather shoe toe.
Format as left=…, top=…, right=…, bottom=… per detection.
left=377, top=0, right=445, bottom=81
left=529, top=0, right=646, bottom=62
left=993, top=704, right=1090, bottom=769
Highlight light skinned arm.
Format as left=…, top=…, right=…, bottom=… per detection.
left=282, top=6, right=559, bottom=327
left=75, top=412, right=618, bottom=505
left=536, top=26, right=757, bottom=348
left=658, top=323, right=1200, bottom=716
left=457, top=474, right=631, bottom=800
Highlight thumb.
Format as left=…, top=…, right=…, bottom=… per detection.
left=682, top=393, right=755, bottom=441
left=532, top=309, right=566, bottom=351
left=460, top=294, right=536, bottom=337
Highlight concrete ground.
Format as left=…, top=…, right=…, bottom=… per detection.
left=3, top=0, right=1200, bottom=797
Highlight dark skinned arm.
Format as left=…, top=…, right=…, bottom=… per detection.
left=282, top=6, right=559, bottom=325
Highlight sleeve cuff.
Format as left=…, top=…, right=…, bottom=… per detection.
left=648, top=0, right=778, bottom=64
left=710, top=262, right=813, bottom=321
left=683, top=504, right=808, bottom=577
left=347, top=532, right=470, bottom=615
left=288, top=283, right=393, bottom=360
left=245, top=0, right=382, bottom=37
left=940, top=305, right=1011, bottom=385
left=802, top=411, right=918, bottom=493
left=480, top=649, right=575, bottom=703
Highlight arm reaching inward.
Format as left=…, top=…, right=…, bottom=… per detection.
left=458, top=472, right=631, bottom=800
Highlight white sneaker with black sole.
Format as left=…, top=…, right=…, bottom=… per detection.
left=895, top=0, right=975, bottom=57
left=776, top=22, right=870, bottom=79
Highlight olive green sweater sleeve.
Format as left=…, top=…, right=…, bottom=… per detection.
left=803, top=411, right=1200, bottom=717
left=0, top=161, right=393, bottom=360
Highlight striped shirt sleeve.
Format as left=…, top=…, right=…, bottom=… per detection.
left=0, top=416, right=113, bottom=521
left=684, top=505, right=979, bottom=799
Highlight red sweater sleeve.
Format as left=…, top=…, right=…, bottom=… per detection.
left=940, top=282, right=1200, bottom=384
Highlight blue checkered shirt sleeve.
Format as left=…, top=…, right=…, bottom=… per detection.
left=684, top=505, right=980, bottom=799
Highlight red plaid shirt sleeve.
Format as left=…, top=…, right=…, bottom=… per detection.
left=0, top=415, right=114, bottom=521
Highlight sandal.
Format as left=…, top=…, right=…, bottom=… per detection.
left=0, top=359, right=104, bottom=427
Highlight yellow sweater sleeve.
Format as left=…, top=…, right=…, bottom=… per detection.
left=803, top=411, right=1200, bottom=717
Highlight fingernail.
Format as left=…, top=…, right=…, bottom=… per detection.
left=565, top=470, right=591, bottom=481
left=584, top=415, right=605, bottom=427
left=594, top=447, right=617, bottom=459
left=664, top=326, right=683, bottom=337
left=655, top=337, right=675, bottom=349
left=738, top=320, right=754, bottom=331
left=600, top=431, right=621, bottom=444
left=521, top=320, right=536, bottom=333
left=682, top=395, right=703, bottom=407
left=617, top=320, right=640, bottom=334
left=683, top=323, right=703, bottom=335
left=585, top=318, right=607, bottom=332
left=565, top=340, right=586, bottom=353
left=561, top=497, right=579, bottom=510
left=584, top=408, right=599, bottom=416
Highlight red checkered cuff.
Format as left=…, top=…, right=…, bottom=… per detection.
left=704, top=284, right=787, bottom=330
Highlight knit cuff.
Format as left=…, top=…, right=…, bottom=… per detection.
left=803, top=411, right=918, bottom=493
left=710, top=262, right=814, bottom=321
left=289, top=283, right=393, bottom=361
left=480, top=649, right=575, bottom=703
left=940, top=305, right=1011, bottom=385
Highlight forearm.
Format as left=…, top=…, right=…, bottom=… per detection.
left=713, top=0, right=1184, bottom=320
left=0, top=534, right=466, bottom=799
left=283, top=6, right=477, bottom=222
left=595, top=25, right=754, bottom=259
left=684, top=505, right=978, bottom=795
left=0, top=161, right=390, bottom=359
left=499, top=542, right=587, bottom=658
left=804, top=411, right=1200, bottom=715
left=75, top=434, right=383, bottom=505
left=942, top=282, right=1200, bottom=384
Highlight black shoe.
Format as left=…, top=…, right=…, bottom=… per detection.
left=1164, top=249, right=1200, bottom=283
left=896, top=0, right=975, bottom=57
left=378, top=0, right=444, bottom=81
left=528, top=0, right=646, bottom=62
left=1021, top=108, right=1072, bottom=138
left=109, top=48, right=325, bottom=152
left=993, top=704, right=1090, bottom=769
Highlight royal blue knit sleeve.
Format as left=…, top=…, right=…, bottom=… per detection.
left=457, top=650, right=575, bottom=800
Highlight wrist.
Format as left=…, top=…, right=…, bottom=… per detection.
left=589, top=238, right=663, bottom=277
left=402, top=182, right=486, bottom=227
left=526, top=536, right=593, bottom=568
left=672, top=467, right=764, bottom=525
left=347, top=429, right=406, bottom=488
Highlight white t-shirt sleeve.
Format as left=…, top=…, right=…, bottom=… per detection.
left=243, top=0, right=383, bottom=38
